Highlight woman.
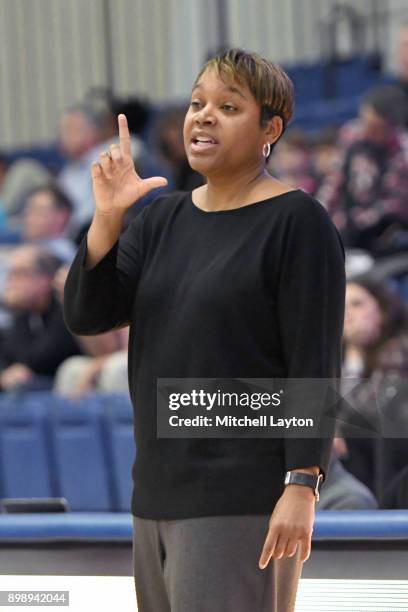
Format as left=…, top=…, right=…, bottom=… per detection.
left=336, top=275, right=408, bottom=496
left=64, top=49, right=345, bottom=612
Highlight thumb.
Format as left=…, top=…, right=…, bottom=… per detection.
left=139, top=176, right=168, bottom=197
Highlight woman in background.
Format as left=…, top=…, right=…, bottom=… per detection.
left=336, top=275, right=408, bottom=495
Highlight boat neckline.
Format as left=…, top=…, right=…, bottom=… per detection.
left=189, top=189, right=301, bottom=215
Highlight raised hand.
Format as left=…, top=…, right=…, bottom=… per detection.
left=91, top=114, right=168, bottom=215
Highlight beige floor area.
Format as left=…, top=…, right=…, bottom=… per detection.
left=1, top=576, right=408, bottom=612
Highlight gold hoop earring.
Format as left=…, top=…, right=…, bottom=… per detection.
left=262, top=143, right=271, bottom=158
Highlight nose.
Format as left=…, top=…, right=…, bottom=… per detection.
left=194, top=106, right=215, bottom=125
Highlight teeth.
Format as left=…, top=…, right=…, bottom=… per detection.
left=195, top=137, right=214, bottom=143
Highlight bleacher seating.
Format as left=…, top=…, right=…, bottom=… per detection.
left=49, top=397, right=115, bottom=511
left=102, top=394, right=135, bottom=512
left=0, top=392, right=136, bottom=513
left=0, top=394, right=54, bottom=499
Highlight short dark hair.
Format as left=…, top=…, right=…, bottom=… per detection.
left=361, top=85, right=408, bottom=127
left=25, top=184, right=73, bottom=215
left=194, top=48, right=295, bottom=156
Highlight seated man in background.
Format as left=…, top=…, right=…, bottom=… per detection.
left=57, top=95, right=170, bottom=241
left=317, top=84, right=408, bottom=257
left=0, top=245, right=81, bottom=391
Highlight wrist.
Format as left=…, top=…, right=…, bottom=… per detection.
left=284, top=470, right=323, bottom=502
left=86, top=210, right=125, bottom=269
left=283, top=483, right=316, bottom=501
left=92, top=207, right=126, bottom=231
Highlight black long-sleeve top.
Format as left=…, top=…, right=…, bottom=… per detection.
left=64, top=189, right=346, bottom=519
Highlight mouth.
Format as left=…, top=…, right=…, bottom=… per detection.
left=190, top=136, right=218, bottom=153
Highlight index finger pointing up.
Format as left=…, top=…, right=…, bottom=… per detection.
left=118, top=114, right=132, bottom=157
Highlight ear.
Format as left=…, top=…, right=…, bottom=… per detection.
left=264, top=115, right=283, bottom=145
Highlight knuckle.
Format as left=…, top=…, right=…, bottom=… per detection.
left=295, top=524, right=310, bottom=538
left=273, top=521, right=285, bottom=531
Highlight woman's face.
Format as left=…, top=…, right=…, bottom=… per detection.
left=344, top=283, right=383, bottom=347
left=183, top=68, right=278, bottom=178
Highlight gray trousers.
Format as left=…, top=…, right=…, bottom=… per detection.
left=132, top=514, right=303, bottom=612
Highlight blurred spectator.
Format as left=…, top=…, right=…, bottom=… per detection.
left=336, top=275, right=408, bottom=495
left=0, top=152, right=13, bottom=238
left=53, top=265, right=128, bottom=397
left=0, top=158, right=53, bottom=218
left=269, top=128, right=318, bottom=194
left=153, top=105, right=204, bottom=191
left=310, top=126, right=342, bottom=189
left=0, top=246, right=81, bottom=391
left=0, top=152, right=8, bottom=192
left=54, top=339, right=128, bottom=397
left=395, top=22, right=408, bottom=121
left=113, top=95, right=152, bottom=137
left=317, top=84, right=408, bottom=256
left=318, top=447, right=378, bottom=510
left=18, top=185, right=76, bottom=263
left=58, top=96, right=170, bottom=240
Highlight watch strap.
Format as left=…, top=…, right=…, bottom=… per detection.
left=284, top=471, right=323, bottom=502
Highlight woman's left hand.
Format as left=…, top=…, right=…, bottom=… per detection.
left=258, top=485, right=316, bottom=569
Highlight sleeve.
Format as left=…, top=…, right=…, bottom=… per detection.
left=276, top=199, right=346, bottom=483
left=63, top=205, right=149, bottom=336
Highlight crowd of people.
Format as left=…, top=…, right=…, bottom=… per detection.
left=1, top=25, right=408, bottom=510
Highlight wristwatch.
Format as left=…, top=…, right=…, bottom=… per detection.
left=284, top=470, right=324, bottom=502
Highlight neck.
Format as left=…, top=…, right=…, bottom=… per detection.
left=203, top=165, right=272, bottom=211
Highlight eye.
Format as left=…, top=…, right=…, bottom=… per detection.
left=222, top=104, right=237, bottom=112
left=190, top=100, right=202, bottom=109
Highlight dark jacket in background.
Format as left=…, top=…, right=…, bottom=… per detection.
left=0, top=294, right=81, bottom=378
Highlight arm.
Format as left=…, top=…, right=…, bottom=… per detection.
left=63, top=114, right=167, bottom=336
left=63, top=208, right=146, bottom=335
left=259, top=199, right=346, bottom=568
left=276, top=200, right=346, bottom=483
